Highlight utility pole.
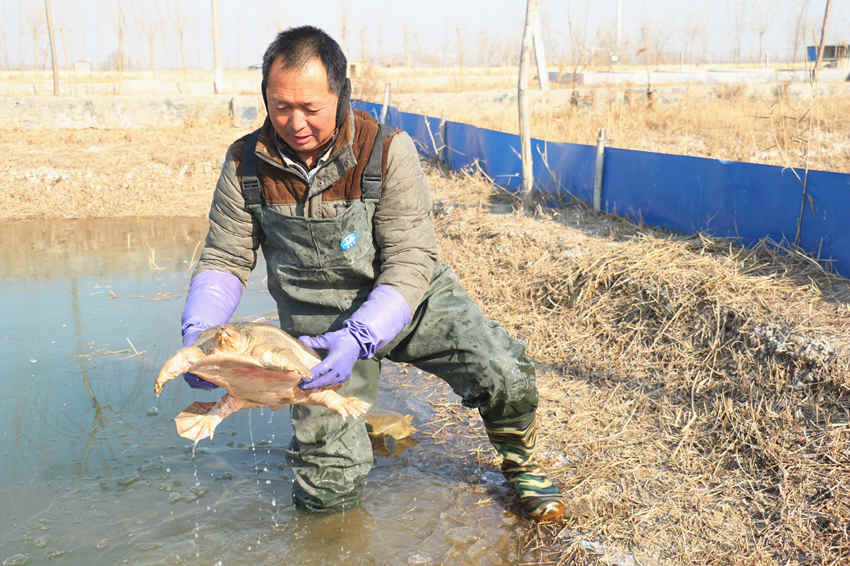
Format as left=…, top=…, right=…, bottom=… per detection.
left=812, top=0, right=832, bottom=81
left=211, top=0, right=222, bottom=93
left=44, top=0, right=59, bottom=95
left=518, top=0, right=537, bottom=211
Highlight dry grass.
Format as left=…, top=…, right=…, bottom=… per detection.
left=428, top=169, right=850, bottom=565
left=3, top=123, right=849, bottom=564
left=0, top=125, right=238, bottom=219
left=397, top=89, right=850, bottom=174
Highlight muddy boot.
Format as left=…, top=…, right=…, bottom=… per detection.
left=484, top=418, right=565, bottom=521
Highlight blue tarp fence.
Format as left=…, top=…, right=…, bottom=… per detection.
left=352, top=98, right=850, bottom=277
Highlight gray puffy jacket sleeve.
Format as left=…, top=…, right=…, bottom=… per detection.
left=193, top=146, right=260, bottom=283
left=373, top=131, right=438, bottom=311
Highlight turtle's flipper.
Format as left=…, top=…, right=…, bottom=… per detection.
left=154, top=346, right=205, bottom=396
left=304, top=390, right=371, bottom=418
left=174, top=401, right=221, bottom=444
left=174, top=394, right=260, bottom=445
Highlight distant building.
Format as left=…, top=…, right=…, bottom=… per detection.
left=807, top=44, right=850, bottom=66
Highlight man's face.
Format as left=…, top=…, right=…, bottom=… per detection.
left=265, top=56, right=338, bottom=164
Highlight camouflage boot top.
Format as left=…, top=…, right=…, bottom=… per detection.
left=485, top=419, right=565, bottom=521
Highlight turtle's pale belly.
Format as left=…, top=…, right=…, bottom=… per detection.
left=189, top=356, right=306, bottom=407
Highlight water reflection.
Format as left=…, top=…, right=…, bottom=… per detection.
left=0, top=217, right=521, bottom=565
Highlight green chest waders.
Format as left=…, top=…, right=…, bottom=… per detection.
left=240, top=128, right=388, bottom=512
left=240, top=128, right=564, bottom=519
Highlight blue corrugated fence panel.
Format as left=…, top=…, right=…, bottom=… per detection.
left=383, top=106, right=403, bottom=129
left=602, top=147, right=801, bottom=243
left=351, top=99, right=382, bottom=120
left=796, top=169, right=850, bottom=274
left=353, top=97, right=850, bottom=277
left=399, top=111, right=442, bottom=160
left=531, top=139, right=597, bottom=202
left=445, top=122, right=523, bottom=190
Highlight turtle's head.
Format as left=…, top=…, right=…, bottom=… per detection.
left=215, top=325, right=249, bottom=353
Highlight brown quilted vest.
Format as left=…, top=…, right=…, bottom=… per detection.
left=232, top=109, right=396, bottom=205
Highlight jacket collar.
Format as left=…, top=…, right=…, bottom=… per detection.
left=253, top=107, right=358, bottom=197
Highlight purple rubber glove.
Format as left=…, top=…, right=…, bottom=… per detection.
left=180, top=270, right=243, bottom=390
left=298, top=285, right=411, bottom=390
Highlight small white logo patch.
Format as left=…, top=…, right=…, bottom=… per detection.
left=340, top=232, right=358, bottom=251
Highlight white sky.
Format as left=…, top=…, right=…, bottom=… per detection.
left=1, top=1, right=848, bottom=70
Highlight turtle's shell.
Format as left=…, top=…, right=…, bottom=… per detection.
left=186, top=323, right=322, bottom=407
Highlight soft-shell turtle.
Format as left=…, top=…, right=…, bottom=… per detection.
left=154, top=322, right=371, bottom=444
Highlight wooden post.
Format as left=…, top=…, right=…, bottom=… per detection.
left=518, top=0, right=537, bottom=212
left=380, top=83, right=391, bottom=123
left=44, top=0, right=59, bottom=95
left=593, top=129, right=608, bottom=211
left=812, top=0, right=832, bottom=82
left=438, top=110, right=448, bottom=165
left=211, top=0, right=222, bottom=93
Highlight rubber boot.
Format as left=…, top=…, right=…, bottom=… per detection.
left=484, top=417, right=565, bottom=521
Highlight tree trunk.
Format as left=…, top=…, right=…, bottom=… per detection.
left=813, top=0, right=832, bottom=82
left=518, top=0, right=537, bottom=211
left=44, top=0, right=59, bottom=95
left=211, top=0, right=222, bottom=93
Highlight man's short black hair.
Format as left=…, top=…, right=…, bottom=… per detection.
left=261, top=25, right=347, bottom=97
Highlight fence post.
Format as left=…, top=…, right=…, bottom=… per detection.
left=438, top=110, right=448, bottom=166
left=593, top=128, right=608, bottom=212
left=380, top=82, right=391, bottom=123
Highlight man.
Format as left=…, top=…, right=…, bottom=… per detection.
left=180, top=25, right=564, bottom=521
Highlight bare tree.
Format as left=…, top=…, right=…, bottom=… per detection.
left=44, top=0, right=59, bottom=94
left=532, top=5, right=548, bottom=89
left=478, top=30, right=489, bottom=66
left=212, top=0, right=222, bottom=93
left=812, top=0, right=832, bottom=81
left=403, top=24, right=410, bottom=67
left=31, top=22, right=38, bottom=70
left=456, top=25, right=464, bottom=68
left=59, top=26, right=68, bottom=68
left=518, top=0, right=537, bottom=211
left=114, top=0, right=125, bottom=72
left=175, top=3, right=187, bottom=76
left=792, top=0, right=812, bottom=63
left=339, top=1, right=350, bottom=64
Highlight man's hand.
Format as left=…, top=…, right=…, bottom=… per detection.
left=298, top=329, right=360, bottom=389
left=180, top=270, right=243, bottom=391
left=181, top=330, right=218, bottom=390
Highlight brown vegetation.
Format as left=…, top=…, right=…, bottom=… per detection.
left=427, top=171, right=850, bottom=564
left=393, top=89, right=850, bottom=174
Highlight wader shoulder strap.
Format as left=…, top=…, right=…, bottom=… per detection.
left=240, top=129, right=263, bottom=209
left=240, top=124, right=389, bottom=205
left=361, top=124, right=391, bottom=201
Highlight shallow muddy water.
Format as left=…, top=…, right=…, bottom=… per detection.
left=0, top=218, right=524, bottom=566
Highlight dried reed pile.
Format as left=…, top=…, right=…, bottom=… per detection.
left=428, top=170, right=850, bottom=565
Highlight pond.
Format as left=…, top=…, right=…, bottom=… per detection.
left=0, top=218, right=525, bottom=566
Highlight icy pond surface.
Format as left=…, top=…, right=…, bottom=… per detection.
left=0, top=217, right=525, bottom=565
